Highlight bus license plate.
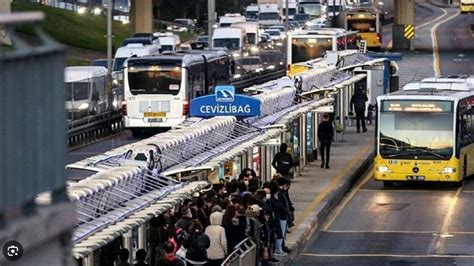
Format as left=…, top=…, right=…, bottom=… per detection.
left=407, top=175, right=425, bottom=181
left=144, top=112, right=165, bottom=118
left=147, top=118, right=163, bottom=122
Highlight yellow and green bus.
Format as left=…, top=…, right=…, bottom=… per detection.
left=374, top=75, right=474, bottom=187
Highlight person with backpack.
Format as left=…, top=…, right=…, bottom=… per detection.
left=272, top=143, right=294, bottom=179
left=318, top=113, right=334, bottom=169
left=182, top=219, right=210, bottom=265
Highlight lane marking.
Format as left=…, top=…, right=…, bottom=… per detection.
left=322, top=169, right=373, bottom=230
left=300, top=253, right=474, bottom=258
left=431, top=9, right=460, bottom=76
left=440, top=186, right=463, bottom=234
left=293, top=139, right=373, bottom=227
left=358, top=188, right=457, bottom=193
left=323, top=229, right=437, bottom=234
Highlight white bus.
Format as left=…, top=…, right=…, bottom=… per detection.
left=122, top=50, right=232, bottom=136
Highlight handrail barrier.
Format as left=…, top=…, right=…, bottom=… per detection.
left=222, top=237, right=257, bottom=266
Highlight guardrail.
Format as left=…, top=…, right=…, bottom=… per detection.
left=67, top=110, right=122, bottom=147
left=222, top=237, right=257, bottom=266
left=232, top=67, right=286, bottom=91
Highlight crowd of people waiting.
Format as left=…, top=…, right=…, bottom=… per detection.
left=113, top=164, right=296, bottom=266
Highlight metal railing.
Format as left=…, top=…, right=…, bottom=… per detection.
left=222, top=237, right=257, bottom=266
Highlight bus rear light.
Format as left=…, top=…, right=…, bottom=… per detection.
left=121, top=100, right=127, bottom=116
left=183, top=100, right=189, bottom=116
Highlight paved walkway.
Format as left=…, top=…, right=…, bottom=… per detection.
left=276, top=122, right=375, bottom=265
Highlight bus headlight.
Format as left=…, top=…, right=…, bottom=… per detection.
left=441, top=167, right=456, bottom=174
left=376, top=166, right=392, bottom=173
left=78, top=102, right=90, bottom=110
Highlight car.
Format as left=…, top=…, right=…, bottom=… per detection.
left=288, top=21, right=302, bottom=32
left=264, top=29, right=285, bottom=41
left=293, top=14, right=310, bottom=25
left=122, top=37, right=154, bottom=46
left=260, top=33, right=271, bottom=43
left=195, top=35, right=209, bottom=42
left=241, top=56, right=264, bottom=73
left=167, top=18, right=194, bottom=32
left=90, top=59, right=111, bottom=69
left=268, top=25, right=287, bottom=33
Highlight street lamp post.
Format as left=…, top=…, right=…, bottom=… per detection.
left=107, top=0, right=112, bottom=75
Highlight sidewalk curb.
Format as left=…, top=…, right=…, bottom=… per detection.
left=279, top=150, right=375, bottom=265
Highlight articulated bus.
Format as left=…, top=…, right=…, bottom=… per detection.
left=122, top=50, right=232, bottom=136
left=344, top=7, right=381, bottom=50
left=287, top=28, right=358, bottom=75
left=374, top=76, right=474, bottom=187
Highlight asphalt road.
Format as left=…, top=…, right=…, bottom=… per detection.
left=293, top=2, right=474, bottom=265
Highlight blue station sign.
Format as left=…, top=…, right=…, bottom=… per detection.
left=190, top=85, right=261, bottom=117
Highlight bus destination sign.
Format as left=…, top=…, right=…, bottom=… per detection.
left=382, top=100, right=452, bottom=112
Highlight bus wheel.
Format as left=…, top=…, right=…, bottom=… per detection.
left=383, top=181, right=394, bottom=187
left=452, top=181, right=463, bottom=188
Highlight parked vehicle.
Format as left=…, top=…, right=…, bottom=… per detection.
left=65, top=66, right=108, bottom=120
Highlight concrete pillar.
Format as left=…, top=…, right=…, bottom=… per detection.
left=130, top=0, right=153, bottom=33
left=0, top=0, right=12, bottom=45
left=138, top=224, right=147, bottom=250
left=123, top=231, right=133, bottom=263
left=393, top=0, right=415, bottom=51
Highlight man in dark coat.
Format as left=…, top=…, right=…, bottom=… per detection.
left=318, top=113, right=334, bottom=169
left=272, top=143, right=294, bottom=179
left=350, top=87, right=369, bottom=133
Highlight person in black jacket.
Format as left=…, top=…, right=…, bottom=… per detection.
left=318, top=113, right=334, bottom=169
left=183, top=219, right=211, bottom=265
left=272, top=143, right=294, bottom=179
left=350, top=87, right=369, bottom=133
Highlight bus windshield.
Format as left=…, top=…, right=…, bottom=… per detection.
left=379, top=111, right=454, bottom=160
left=213, top=38, right=240, bottom=50
left=127, top=64, right=182, bottom=95
left=299, top=3, right=323, bottom=17
left=348, top=19, right=377, bottom=32
left=113, top=57, right=127, bottom=72
left=291, top=37, right=333, bottom=64
left=66, top=82, right=89, bottom=101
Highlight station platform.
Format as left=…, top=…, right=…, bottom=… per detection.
left=277, top=122, right=375, bottom=265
